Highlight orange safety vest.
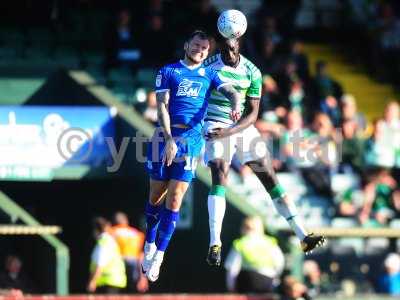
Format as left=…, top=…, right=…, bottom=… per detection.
left=110, top=225, right=144, bottom=260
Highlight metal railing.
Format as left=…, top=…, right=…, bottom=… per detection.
left=0, top=191, right=69, bottom=295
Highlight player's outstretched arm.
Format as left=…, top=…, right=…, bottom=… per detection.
left=206, top=97, right=260, bottom=140
left=156, top=91, right=177, bottom=166
left=218, top=84, right=242, bottom=121
left=229, top=97, right=260, bottom=134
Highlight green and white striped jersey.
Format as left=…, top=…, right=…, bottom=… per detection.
left=204, top=54, right=262, bottom=124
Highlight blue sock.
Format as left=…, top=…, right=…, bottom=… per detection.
left=156, top=207, right=179, bottom=251
left=145, top=202, right=162, bottom=243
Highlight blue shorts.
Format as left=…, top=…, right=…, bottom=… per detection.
left=146, top=127, right=204, bottom=182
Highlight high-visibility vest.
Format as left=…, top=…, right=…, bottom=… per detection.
left=90, top=233, right=127, bottom=288
left=111, top=225, right=144, bottom=259
left=233, top=234, right=279, bottom=271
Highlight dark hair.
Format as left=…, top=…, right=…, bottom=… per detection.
left=93, top=217, right=110, bottom=232
left=187, top=30, right=209, bottom=42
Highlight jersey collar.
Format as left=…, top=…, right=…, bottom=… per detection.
left=180, top=60, right=202, bottom=70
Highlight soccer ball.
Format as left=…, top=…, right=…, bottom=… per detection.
left=217, top=9, right=247, bottom=39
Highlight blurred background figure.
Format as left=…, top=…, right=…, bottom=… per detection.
left=336, top=186, right=363, bottom=219
left=359, top=169, right=399, bottom=226
left=258, top=37, right=280, bottom=76
left=87, top=217, right=126, bottom=294
left=103, top=9, right=142, bottom=80
left=364, top=119, right=396, bottom=169
left=143, top=91, right=158, bottom=125
left=191, top=0, right=219, bottom=37
left=311, top=60, right=343, bottom=126
left=0, top=288, right=23, bottom=298
left=341, top=94, right=366, bottom=133
left=280, top=275, right=311, bottom=300
left=382, top=101, right=400, bottom=169
left=299, top=113, right=337, bottom=200
left=0, top=255, right=34, bottom=294
left=282, top=110, right=313, bottom=171
left=377, top=252, right=400, bottom=295
left=288, top=39, right=310, bottom=83
left=339, top=118, right=365, bottom=174
left=274, top=59, right=305, bottom=116
left=140, top=13, right=172, bottom=68
left=224, top=216, right=284, bottom=293
left=254, top=15, right=282, bottom=49
left=303, top=259, right=330, bottom=297
left=111, top=211, right=148, bottom=293
left=382, top=101, right=400, bottom=132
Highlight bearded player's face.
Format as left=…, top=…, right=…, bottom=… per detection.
left=185, top=36, right=210, bottom=64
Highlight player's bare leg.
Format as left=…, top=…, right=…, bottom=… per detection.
left=206, top=159, right=230, bottom=266
left=149, top=179, right=169, bottom=205
left=142, top=179, right=168, bottom=274
left=246, top=158, right=325, bottom=253
left=147, top=179, right=189, bottom=281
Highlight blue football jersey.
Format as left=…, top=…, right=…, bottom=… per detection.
left=155, top=60, right=226, bottom=129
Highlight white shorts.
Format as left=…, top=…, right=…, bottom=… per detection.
left=203, top=121, right=269, bottom=165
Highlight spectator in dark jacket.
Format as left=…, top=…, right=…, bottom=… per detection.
left=103, top=9, right=142, bottom=77
left=311, top=61, right=343, bottom=126
left=0, top=255, right=34, bottom=293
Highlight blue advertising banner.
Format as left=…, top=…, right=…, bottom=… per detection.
left=0, top=106, right=116, bottom=180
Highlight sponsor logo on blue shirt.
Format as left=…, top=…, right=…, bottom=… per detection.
left=176, top=79, right=203, bottom=97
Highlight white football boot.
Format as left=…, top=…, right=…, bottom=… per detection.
left=141, top=242, right=157, bottom=274
left=146, top=251, right=164, bottom=282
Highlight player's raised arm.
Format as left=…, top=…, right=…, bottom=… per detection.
left=156, top=90, right=177, bottom=166
left=206, top=95, right=260, bottom=140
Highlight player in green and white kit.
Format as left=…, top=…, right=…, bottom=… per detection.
left=203, top=38, right=325, bottom=266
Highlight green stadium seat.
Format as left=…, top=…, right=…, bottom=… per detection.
left=276, top=172, right=307, bottom=201
left=137, top=68, right=157, bottom=88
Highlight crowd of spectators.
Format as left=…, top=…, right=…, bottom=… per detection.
left=1, top=1, right=399, bottom=86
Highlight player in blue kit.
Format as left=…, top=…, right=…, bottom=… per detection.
left=142, top=30, right=242, bottom=282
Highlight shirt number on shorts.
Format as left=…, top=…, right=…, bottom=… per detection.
left=183, top=156, right=198, bottom=174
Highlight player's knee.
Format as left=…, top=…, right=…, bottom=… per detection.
left=166, top=190, right=184, bottom=211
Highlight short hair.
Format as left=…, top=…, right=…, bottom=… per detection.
left=93, top=217, right=110, bottom=232
left=187, top=30, right=209, bottom=42
left=241, top=216, right=264, bottom=235
left=220, top=37, right=239, bottom=46
left=113, top=211, right=129, bottom=225
left=342, top=94, right=356, bottom=106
